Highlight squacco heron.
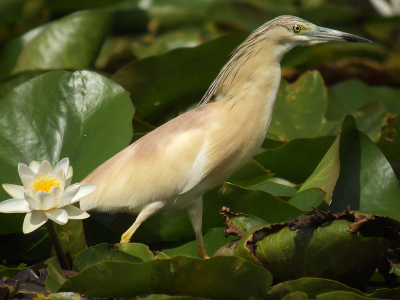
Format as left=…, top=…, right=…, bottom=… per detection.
left=80, top=16, right=370, bottom=259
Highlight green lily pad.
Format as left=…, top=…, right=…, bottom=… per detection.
left=219, top=208, right=269, bottom=234
left=376, top=115, right=400, bottom=162
left=330, top=115, right=400, bottom=221
left=316, top=291, right=374, bottom=300
left=226, top=159, right=274, bottom=187
left=45, top=257, right=67, bottom=293
left=254, top=219, right=393, bottom=287
left=298, top=136, right=340, bottom=206
left=203, top=183, right=310, bottom=228
left=72, top=243, right=143, bottom=273
left=0, top=11, right=112, bottom=79
left=0, top=71, right=43, bottom=97
left=115, top=243, right=154, bottom=262
left=325, top=80, right=400, bottom=141
left=287, top=188, right=326, bottom=211
left=59, top=256, right=273, bottom=299
left=159, top=227, right=237, bottom=258
left=214, top=224, right=265, bottom=265
left=268, top=71, right=327, bottom=141
left=282, top=292, right=309, bottom=300
left=254, top=136, right=336, bottom=184
left=370, top=287, right=400, bottom=299
left=132, top=30, right=203, bottom=60
left=267, top=278, right=364, bottom=300
left=247, top=180, right=297, bottom=197
left=326, top=79, right=376, bottom=121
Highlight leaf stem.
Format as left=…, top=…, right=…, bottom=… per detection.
left=46, top=221, right=70, bottom=271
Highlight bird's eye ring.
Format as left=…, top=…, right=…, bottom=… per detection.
left=293, top=24, right=301, bottom=33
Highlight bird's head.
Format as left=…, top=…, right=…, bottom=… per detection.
left=262, top=15, right=371, bottom=50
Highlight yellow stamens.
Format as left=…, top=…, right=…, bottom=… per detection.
left=31, top=175, right=62, bottom=192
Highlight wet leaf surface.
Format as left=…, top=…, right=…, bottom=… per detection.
left=268, top=71, right=327, bottom=141
left=0, top=11, right=112, bottom=79
left=72, top=243, right=143, bottom=273
left=254, top=136, right=336, bottom=184
left=59, top=256, right=273, bottom=299
left=330, top=116, right=400, bottom=220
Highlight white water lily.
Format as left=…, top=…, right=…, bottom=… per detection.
left=0, top=158, right=96, bottom=233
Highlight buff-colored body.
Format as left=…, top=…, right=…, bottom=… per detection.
left=80, top=16, right=370, bottom=258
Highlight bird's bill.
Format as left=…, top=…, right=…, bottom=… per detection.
left=306, top=27, right=371, bottom=43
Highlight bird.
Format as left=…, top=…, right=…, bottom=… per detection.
left=79, top=15, right=370, bottom=259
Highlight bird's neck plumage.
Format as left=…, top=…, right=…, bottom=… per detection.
left=211, top=39, right=290, bottom=135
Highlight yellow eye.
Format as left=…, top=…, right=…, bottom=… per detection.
left=293, top=24, right=301, bottom=33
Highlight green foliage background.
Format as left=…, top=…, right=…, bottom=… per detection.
left=0, top=0, right=400, bottom=299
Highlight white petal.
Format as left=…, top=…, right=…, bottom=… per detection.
left=21, top=175, right=34, bottom=190
left=18, top=163, right=34, bottom=179
left=45, top=208, right=68, bottom=225
left=29, top=161, right=40, bottom=173
left=67, top=166, right=73, bottom=179
left=54, top=158, right=69, bottom=177
left=36, top=191, right=57, bottom=210
left=38, top=160, right=54, bottom=176
left=54, top=169, right=65, bottom=186
left=64, top=176, right=72, bottom=189
left=65, top=166, right=73, bottom=188
left=2, top=184, right=25, bottom=199
left=64, top=205, right=90, bottom=220
left=24, top=191, right=41, bottom=210
left=49, top=186, right=62, bottom=207
left=59, top=184, right=80, bottom=207
left=0, top=199, right=31, bottom=213
left=71, top=184, right=96, bottom=204
left=23, top=211, right=48, bottom=234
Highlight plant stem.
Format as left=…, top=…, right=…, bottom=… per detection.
left=46, top=221, right=70, bottom=270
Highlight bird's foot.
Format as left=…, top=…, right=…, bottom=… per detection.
left=120, top=233, right=132, bottom=244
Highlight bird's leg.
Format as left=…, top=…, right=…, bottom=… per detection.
left=186, top=196, right=209, bottom=259
left=120, top=201, right=164, bottom=243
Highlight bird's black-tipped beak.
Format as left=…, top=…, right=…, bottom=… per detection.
left=306, top=26, right=371, bottom=43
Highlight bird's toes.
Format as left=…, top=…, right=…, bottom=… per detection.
left=120, top=234, right=131, bottom=244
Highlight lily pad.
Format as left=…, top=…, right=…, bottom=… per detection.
left=158, top=227, right=237, bottom=258
left=254, top=136, right=336, bottom=184
left=45, top=257, right=67, bottom=293
left=267, top=278, right=364, bottom=300
left=0, top=11, right=112, bottom=79
left=330, top=115, right=400, bottom=221
left=59, top=256, right=273, bottom=299
left=268, top=71, right=327, bottom=141
left=72, top=243, right=143, bottom=273
left=252, top=211, right=397, bottom=287
left=298, top=136, right=340, bottom=206
left=247, top=180, right=298, bottom=197
left=287, top=188, right=326, bottom=211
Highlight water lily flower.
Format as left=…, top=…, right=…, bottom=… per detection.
left=0, top=158, right=96, bottom=234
